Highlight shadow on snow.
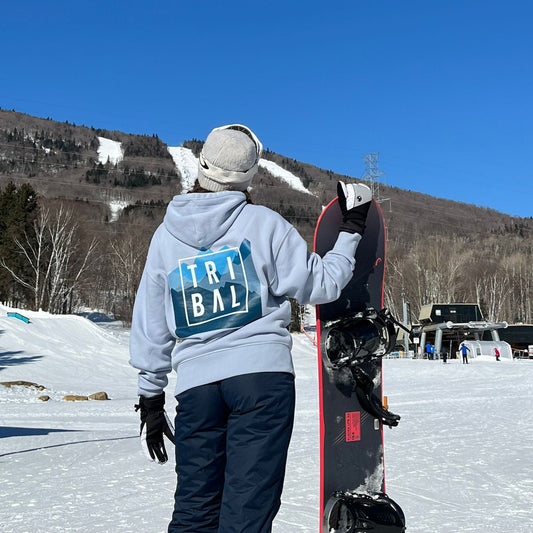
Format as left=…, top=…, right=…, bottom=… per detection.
left=0, top=434, right=137, bottom=457
left=0, top=426, right=80, bottom=438
left=0, top=350, right=43, bottom=370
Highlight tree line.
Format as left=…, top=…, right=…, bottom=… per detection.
left=1, top=182, right=531, bottom=329
left=0, top=183, right=150, bottom=320
left=384, top=230, right=533, bottom=326
left=85, top=162, right=179, bottom=187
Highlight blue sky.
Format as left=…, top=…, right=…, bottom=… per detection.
left=1, top=0, right=531, bottom=217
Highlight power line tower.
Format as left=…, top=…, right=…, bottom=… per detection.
left=362, top=153, right=390, bottom=208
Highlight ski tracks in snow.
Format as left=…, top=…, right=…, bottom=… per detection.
left=383, top=359, right=533, bottom=533
left=1, top=312, right=533, bottom=532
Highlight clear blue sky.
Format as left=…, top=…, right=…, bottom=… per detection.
left=1, top=0, right=531, bottom=217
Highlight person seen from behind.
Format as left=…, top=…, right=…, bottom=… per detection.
left=129, top=124, right=373, bottom=532
left=460, top=343, right=470, bottom=364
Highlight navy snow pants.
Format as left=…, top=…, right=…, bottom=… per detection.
left=168, top=372, right=295, bottom=533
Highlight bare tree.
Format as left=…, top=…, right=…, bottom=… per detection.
left=0, top=205, right=97, bottom=313
left=108, top=233, right=148, bottom=323
left=47, top=205, right=98, bottom=313
left=502, top=252, right=532, bottom=323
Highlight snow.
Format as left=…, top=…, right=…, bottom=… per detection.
left=97, top=137, right=123, bottom=165
left=108, top=200, right=129, bottom=222
left=258, top=158, right=315, bottom=196
left=166, top=145, right=315, bottom=196
left=1, top=305, right=533, bottom=532
left=167, top=146, right=198, bottom=192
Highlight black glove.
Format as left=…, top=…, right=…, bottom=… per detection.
left=337, top=181, right=372, bottom=235
left=134, top=392, right=175, bottom=464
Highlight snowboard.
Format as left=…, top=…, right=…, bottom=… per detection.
left=314, top=197, right=406, bottom=533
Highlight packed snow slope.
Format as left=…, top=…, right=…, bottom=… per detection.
left=167, top=145, right=314, bottom=195
left=96, top=137, right=123, bottom=165
left=1, top=306, right=532, bottom=532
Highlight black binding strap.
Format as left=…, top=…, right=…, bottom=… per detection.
left=324, top=308, right=407, bottom=427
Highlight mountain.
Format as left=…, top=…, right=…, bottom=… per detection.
left=2, top=108, right=530, bottom=241
left=0, top=108, right=531, bottom=324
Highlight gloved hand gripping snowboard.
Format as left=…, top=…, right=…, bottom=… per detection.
left=337, top=181, right=372, bottom=235
left=134, top=392, right=175, bottom=464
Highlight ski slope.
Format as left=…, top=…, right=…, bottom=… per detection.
left=97, top=137, right=123, bottom=165
left=258, top=159, right=314, bottom=196
left=167, top=145, right=314, bottom=196
left=1, top=306, right=532, bottom=532
left=167, top=146, right=198, bottom=192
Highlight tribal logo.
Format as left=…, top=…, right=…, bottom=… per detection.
left=168, top=239, right=262, bottom=337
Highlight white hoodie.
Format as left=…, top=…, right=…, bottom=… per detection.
left=129, top=191, right=360, bottom=397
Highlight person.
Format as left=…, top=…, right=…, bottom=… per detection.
left=425, top=343, right=433, bottom=359
left=460, top=343, right=470, bottom=364
left=494, top=347, right=501, bottom=361
left=129, top=124, right=373, bottom=533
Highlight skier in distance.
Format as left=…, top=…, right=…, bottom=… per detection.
left=129, top=124, right=373, bottom=532
left=460, top=342, right=471, bottom=364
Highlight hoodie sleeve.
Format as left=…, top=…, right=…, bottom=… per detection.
left=129, top=234, right=176, bottom=398
left=270, top=226, right=361, bottom=305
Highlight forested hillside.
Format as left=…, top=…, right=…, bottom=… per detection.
left=0, top=109, right=531, bottom=325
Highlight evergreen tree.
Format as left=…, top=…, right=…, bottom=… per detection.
left=0, top=182, right=38, bottom=305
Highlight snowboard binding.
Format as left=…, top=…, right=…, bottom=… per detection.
left=323, top=491, right=406, bottom=533
left=323, top=308, right=408, bottom=427
left=324, top=308, right=406, bottom=366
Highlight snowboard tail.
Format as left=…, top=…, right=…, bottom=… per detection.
left=314, top=198, right=405, bottom=533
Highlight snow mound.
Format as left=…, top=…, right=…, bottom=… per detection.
left=97, top=137, right=123, bottom=165
left=0, top=304, right=131, bottom=397
left=167, top=146, right=198, bottom=192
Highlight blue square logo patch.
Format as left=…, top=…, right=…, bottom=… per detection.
left=169, top=240, right=262, bottom=337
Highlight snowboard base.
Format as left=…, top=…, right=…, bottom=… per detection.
left=323, top=492, right=406, bottom=533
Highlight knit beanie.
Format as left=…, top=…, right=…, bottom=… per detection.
left=198, top=124, right=263, bottom=192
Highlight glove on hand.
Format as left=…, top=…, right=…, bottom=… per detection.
left=135, top=392, right=175, bottom=464
left=337, top=181, right=372, bottom=235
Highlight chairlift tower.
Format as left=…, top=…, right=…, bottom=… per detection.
left=363, top=153, right=390, bottom=208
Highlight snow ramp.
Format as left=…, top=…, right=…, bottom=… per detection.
left=0, top=306, right=132, bottom=396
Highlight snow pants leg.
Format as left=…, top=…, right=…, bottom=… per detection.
left=168, top=372, right=295, bottom=533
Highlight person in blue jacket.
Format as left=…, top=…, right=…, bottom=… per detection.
left=130, top=124, right=373, bottom=533
left=425, top=343, right=434, bottom=359
left=460, top=343, right=471, bottom=364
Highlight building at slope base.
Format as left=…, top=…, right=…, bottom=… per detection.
left=414, top=303, right=511, bottom=360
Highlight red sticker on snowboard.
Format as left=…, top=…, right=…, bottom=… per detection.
left=345, top=411, right=361, bottom=442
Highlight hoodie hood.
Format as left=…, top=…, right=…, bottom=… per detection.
left=163, top=191, right=247, bottom=249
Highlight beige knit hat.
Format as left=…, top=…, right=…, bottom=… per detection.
left=198, top=124, right=263, bottom=192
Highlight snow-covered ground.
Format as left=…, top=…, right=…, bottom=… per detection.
left=97, top=137, right=123, bottom=165
left=1, top=305, right=532, bottom=532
